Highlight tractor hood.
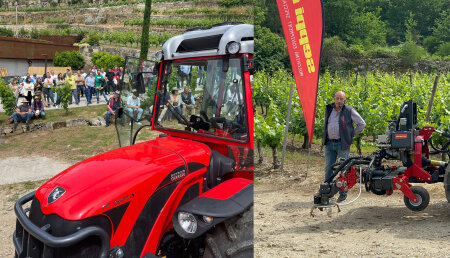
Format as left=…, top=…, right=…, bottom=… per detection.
left=34, top=136, right=211, bottom=220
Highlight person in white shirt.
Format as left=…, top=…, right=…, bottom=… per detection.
left=43, top=72, right=55, bottom=107
left=126, top=91, right=143, bottom=125
left=21, top=76, right=34, bottom=103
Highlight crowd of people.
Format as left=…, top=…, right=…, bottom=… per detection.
left=6, top=65, right=124, bottom=130
left=8, top=65, right=124, bottom=109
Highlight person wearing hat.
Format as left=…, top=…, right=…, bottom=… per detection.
left=126, top=91, right=143, bottom=125
left=31, top=95, right=45, bottom=119
left=8, top=98, right=34, bottom=130
left=105, top=91, right=122, bottom=127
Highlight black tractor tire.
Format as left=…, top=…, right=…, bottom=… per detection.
left=445, top=164, right=450, bottom=203
left=203, top=206, right=253, bottom=258
left=403, top=186, right=430, bottom=211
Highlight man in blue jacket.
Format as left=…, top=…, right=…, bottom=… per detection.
left=323, top=91, right=366, bottom=202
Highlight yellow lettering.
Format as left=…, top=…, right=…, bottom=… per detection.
left=295, top=7, right=304, bottom=15
left=299, top=29, right=309, bottom=45
left=307, top=58, right=315, bottom=73
left=295, top=13, right=306, bottom=31
left=303, top=43, right=312, bottom=59
left=293, top=0, right=300, bottom=4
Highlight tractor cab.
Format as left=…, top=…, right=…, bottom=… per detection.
left=116, top=22, right=254, bottom=171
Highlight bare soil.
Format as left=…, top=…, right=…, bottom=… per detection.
left=255, top=160, right=450, bottom=257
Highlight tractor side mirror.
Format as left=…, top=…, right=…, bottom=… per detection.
left=242, top=55, right=254, bottom=74
left=222, top=57, right=229, bottom=73
left=152, top=62, right=160, bottom=75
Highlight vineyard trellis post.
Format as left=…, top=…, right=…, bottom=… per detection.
left=426, top=73, right=441, bottom=122
left=280, top=83, right=294, bottom=171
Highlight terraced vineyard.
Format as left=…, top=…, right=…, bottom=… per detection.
left=0, top=0, right=253, bottom=49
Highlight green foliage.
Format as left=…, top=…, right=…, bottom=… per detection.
left=91, top=52, right=124, bottom=70
left=30, top=28, right=40, bottom=39
left=18, top=27, right=28, bottom=35
left=189, top=67, right=198, bottom=93
left=436, top=42, right=450, bottom=58
left=52, top=82, right=72, bottom=113
left=398, top=41, right=427, bottom=66
left=124, top=17, right=253, bottom=27
left=423, top=36, right=440, bottom=54
left=140, top=0, right=152, bottom=59
left=53, top=51, right=85, bottom=70
left=254, top=70, right=450, bottom=149
left=431, top=10, right=450, bottom=43
left=0, top=80, right=16, bottom=115
left=98, top=55, right=125, bottom=70
left=219, top=0, right=253, bottom=7
left=0, top=27, right=13, bottom=37
left=254, top=25, right=289, bottom=73
left=91, top=52, right=109, bottom=66
left=45, top=18, right=66, bottom=24
left=0, top=0, right=143, bottom=12
left=87, top=32, right=101, bottom=46
left=348, top=11, right=387, bottom=48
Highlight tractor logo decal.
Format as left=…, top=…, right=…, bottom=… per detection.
left=395, top=134, right=408, bottom=139
left=47, top=186, right=66, bottom=204
left=171, top=170, right=186, bottom=182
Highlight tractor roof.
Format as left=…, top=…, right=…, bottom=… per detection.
left=162, top=23, right=253, bottom=61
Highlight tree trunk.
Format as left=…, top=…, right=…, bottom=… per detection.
left=409, top=71, right=413, bottom=87
left=302, top=134, right=309, bottom=149
left=257, top=141, right=263, bottom=164
left=139, top=0, right=152, bottom=59
left=271, top=146, right=280, bottom=169
left=356, top=138, right=362, bottom=155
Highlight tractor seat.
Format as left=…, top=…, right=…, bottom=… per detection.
left=205, top=150, right=235, bottom=190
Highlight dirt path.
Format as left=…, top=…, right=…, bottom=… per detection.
left=0, top=157, right=71, bottom=185
left=255, top=166, right=450, bottom=257
left=0, top=156, right=73, bottom=256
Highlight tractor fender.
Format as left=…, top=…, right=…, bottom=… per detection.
left=172, top=178, right=253, bottom=239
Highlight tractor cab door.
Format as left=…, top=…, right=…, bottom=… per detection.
left=115, top=56, right=157, bottom=147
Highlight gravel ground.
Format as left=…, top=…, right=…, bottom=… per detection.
left=0, top=157, right=71, bottom=185
left=255, top=166, right=450, bottom=258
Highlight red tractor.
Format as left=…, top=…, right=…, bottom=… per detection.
left=313, top=100, right=450, bottom=213
left=13, top=23, right=254, bottom=258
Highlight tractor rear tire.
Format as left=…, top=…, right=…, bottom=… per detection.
left=203, top=206, right=253, bottom=258
left=403, top=186, right=430, bottom=211
left=445, top=165, right=450, bottom=203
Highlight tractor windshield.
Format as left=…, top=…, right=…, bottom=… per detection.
left=115, top=57, right=157, bottom=147
left=154, top=57, right=249, bottom=142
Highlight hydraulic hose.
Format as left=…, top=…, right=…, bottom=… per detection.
left=325, top=156, right=371, bottom=183
left=338, top=167, right=363, bottom=206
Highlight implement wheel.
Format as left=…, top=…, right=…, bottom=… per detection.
left=445, top=165, right=450, bottom=203
left=203, top=206, right=253, bottom=258
left=403, top=186, right=430, bottom=211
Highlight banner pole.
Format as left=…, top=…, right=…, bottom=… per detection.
left=281, top=83, right=294, bottom=171
left=305, top=146, right=311, bottom=179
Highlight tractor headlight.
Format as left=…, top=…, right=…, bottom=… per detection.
left=155, top=51, right=164, bottom=61
left=178, top=212, right=197, bottom=234
left=226, top=42, right=240, bottom=54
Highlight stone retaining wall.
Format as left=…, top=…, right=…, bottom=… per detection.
left=0, top=116, right=106, bottom=136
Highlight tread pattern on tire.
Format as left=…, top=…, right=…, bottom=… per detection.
left=403, top=186, right=430, bottom=211
left=203, top=206, right=253, bottom=258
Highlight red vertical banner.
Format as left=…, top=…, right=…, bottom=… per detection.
left=276, top=0, right=324, bottom=146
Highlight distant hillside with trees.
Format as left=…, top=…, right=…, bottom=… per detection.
left=255, top=0, right=449, bottom=73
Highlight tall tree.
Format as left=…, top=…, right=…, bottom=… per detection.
left=140, top=0, right=152, bottom=60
